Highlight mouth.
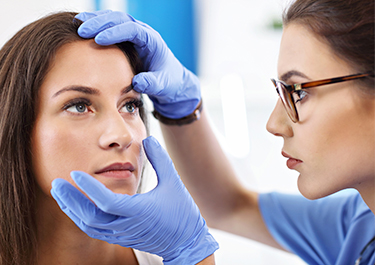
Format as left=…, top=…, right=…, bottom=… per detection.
left=95, top=162, right=135, bottom=179
left=282, top=151, right=303, bottom=170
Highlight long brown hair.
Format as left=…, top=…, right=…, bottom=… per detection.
left=283, top=0, right=374, bottom=91
left=0, top=12, right=145, bottom=265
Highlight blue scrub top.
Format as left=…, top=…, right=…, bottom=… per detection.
left=259, top=190, right=375, bottom=265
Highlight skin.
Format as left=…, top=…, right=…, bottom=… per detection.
left=267, top=23, right=375, bottom=210
left=31, top=40, right=146, bottom=264
left=31, top=39, right=216, bottom=265
left=159, top=21, right=375, bottom=255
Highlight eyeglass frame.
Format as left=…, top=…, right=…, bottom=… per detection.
left=271, top=72, right=373, bottom=123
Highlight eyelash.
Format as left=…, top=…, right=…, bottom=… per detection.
left=63, top=98, right=92, bottom=113
left=293, top=90, right=308, bottom=104
left=121, top=98, right=144, bottom=114
left=62, top=98, right=144, bottom=114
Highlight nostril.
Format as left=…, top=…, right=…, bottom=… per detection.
left=109, top=143, right=119, bottom=148
left=99, top=125, right=133, bottom=150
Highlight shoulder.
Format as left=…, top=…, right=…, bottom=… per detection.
left=347, top=191, right=374, bottom=225
left=260, top=189, right=369, bottom=215
left=258, top=190, right=375, bottom=264
left=259, top=189, right=374, bottom=234
left=318, top=190, right=374, bottom=224
left=133, top=249, right=164, bottom=265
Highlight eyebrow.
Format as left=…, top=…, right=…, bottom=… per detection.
left=279, top=70, right=310, bottom=83
left=52, top=85, right=133, bottom=98
left=121, top=85, right=133, bottom=95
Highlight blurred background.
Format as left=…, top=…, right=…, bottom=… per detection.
left=0, top=0, right=305, bottom=264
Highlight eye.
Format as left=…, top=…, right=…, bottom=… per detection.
left=120, top=99, right=143, bottom=114
left=124, top=103, right=136, bottom=113
left=293, top=90, right=308, bottom=104
left=63, top=98, right=91, bottom=114
left=68, top=103, right=87, bottom=113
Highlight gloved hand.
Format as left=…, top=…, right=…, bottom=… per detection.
left=51, top=136, right=218, bottom=265
left=75, top=10, right=201, bottom=119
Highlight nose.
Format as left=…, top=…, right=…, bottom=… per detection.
left=99, top=113, right=133, bottom=150
left=266, top=99, right=293, bottom=138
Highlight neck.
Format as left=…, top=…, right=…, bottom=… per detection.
left=35, top=189, right=138, bottom=265
left=356, top=180, right=375, bottom=214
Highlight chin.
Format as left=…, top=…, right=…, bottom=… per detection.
left=111, top=187, right=138, bottom=195
left=297, top=176, right=336, bottom=200
left=100, top=181, right=138, bottom=195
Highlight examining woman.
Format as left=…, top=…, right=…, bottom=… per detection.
left=59, top=0, right=374, bottom=264
left=0, top=12, right=217, bottom=265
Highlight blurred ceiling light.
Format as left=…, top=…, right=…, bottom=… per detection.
left=220, top=73, right=250, bottom=158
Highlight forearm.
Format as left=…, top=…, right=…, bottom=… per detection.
left=196, top=254, right=215, bottom=265
left=160, top=110, right=253, bottom=224
left=160, top=110, right=283, bottom=249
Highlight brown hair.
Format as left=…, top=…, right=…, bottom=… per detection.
left=283, top=0, right=375, bottom=90
left=0, top=12, right=146, bottom=265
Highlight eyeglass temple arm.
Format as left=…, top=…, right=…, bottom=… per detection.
left=294, top=73, right=372, bottom=91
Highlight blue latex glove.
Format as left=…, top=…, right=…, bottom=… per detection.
left=51, top=136, right=218, bottom=265
left=75, top=10, right=201, bottom=119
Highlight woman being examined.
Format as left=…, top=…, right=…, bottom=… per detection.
left=62, top=0, right=374, bottom=264
left=0, top=12, right=217, bottom=265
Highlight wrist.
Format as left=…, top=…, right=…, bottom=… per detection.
left=163, top=231, right=219, bottom=265
left=153, top=100, right=203, bottom=126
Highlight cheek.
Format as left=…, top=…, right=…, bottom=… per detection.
left=133, top=119, right=148, bottom=163
left=31, top=120, right=92, bottom=195
left=296, top=95, right=375, bottom=197
left=32, top=114, right=148, bottom=196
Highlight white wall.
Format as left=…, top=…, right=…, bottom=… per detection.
left=195, top=1, right=305, bottom=264
left=0, top=0, right=305, bottom=264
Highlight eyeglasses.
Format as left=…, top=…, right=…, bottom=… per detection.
left=271, top=73, right=372, bottom=123
left=354, top=235, right=375, bottom=265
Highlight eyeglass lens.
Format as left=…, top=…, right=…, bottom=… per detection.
left=276, top=82, right=299, bottom=122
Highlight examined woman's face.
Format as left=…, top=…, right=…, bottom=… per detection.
left=267, top=23, right=375, bottom=199
left=32, top=40, right=147, bottom=197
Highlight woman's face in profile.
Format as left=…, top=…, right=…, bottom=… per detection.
left=267, top=23, right=375, bottom=200
left=32, top=40, right=147, bottom=197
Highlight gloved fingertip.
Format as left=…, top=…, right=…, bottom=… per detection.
left=51, top=178, right=59, bottom=189
left=74, top=10, right=112, bottom=22
left=132, top=73, right=153, bottom=94
left=94, top=32, right=112, bottom=46
left=74, top=12, right=94, bottom=22
left=142, top=136, right=177, bottom=187
left=70, top=170, right=90, bottom=183
left=50, top=189, right=67, bottom=209
left=77, top=26, right=92, bottom=38
left=142, top=136, right=160, bottom=151
left=51, top=178, right=69, bottom=190
left=74, top=13, right=88, bottom=21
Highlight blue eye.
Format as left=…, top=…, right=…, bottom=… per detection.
left=124, top=103, right=136, bottom=113
left=69, top=103, right=87, bottom=113
left=120, top=99, right=143, bottom=114
left=63, top=98, right=91, bottom=114
left=294, top=90, right=308, bottom=103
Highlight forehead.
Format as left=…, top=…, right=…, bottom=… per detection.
left=50, top=39, right=131, bottom=77
left=277, top=23, right=351, bottom=80
left=40, top=40, right=134, bottom=97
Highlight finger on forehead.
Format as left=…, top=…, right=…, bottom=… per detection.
left=94, top=21, right=152, bottom=47
left=77, top=11, right=134, bottom=38
left=75, top=10, right=113, bottom=22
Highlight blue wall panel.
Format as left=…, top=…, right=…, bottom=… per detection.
left=127, top=0, right=198, bottom=74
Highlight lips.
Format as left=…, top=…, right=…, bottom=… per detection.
left=95, top=163, right=135, bottom=179
left=282, top=151, right=303, bottom=170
